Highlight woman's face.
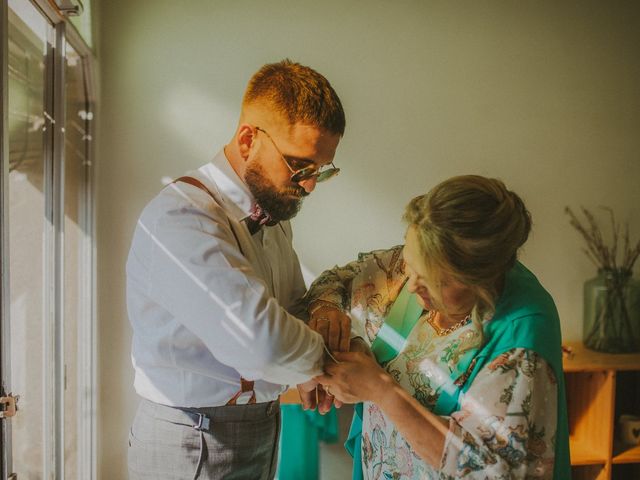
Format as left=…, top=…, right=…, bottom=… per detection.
left=403, top=226, right=476, bottom=316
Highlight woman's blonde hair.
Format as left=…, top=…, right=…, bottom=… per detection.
left=403, top=175, right=532, bottom=326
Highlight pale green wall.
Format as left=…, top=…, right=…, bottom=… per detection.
left=96, top=1, right=640, bottom=478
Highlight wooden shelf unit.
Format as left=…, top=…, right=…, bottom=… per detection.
left=563, top=341, right=640, bottom=480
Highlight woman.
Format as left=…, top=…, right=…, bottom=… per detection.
left=306, top=175, right=569, bottom=479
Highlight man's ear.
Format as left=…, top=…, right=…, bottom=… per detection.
left=237, top=124, right=255, bottom=161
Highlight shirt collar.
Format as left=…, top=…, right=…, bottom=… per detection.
left=198, top=149, right=255, bottom=222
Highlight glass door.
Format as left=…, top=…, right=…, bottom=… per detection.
left=1, top=1, right=95, bottom=478
left=62, top=41, right=92, bottom=480
left=6, top=1, right=52, bottom=478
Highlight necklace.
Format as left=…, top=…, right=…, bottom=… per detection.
left=426, top=310, right=471, bottom=337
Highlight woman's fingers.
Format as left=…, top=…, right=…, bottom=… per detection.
left=315, top=318, right=330, bottom=347
left=340, top=316, right=350, bottom=352
left=327, top=316, right=341, bottom=351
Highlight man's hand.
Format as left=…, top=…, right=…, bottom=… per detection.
left=307, top=303, right=351, bottom=413
left=297, top=379, right=318, bottom=410
left=308, top=303, right=350, bottom=352
left=296, top=379, right=342, bottom=413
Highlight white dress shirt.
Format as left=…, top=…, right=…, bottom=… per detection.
left=126, top=149, right=325, bottom=407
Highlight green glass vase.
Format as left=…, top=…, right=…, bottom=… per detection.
left=583, top=269, right=640, bottom=353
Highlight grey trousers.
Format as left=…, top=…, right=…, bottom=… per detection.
left=128, top=398, right=281, bottom=480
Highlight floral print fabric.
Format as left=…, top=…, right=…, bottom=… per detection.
left=305, top=247, right=557, bottom=479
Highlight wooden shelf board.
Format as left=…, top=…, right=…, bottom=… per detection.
left=570, top=438, right=608, bottom=466
left=571, top=464, right=610, bottom=480
left=613, top=443, right=640, bottom=464
left=563, top=341, right=640, bottom=372
left=280, top=388, right=301, bottom=404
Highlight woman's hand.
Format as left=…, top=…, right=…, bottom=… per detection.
left=308, top=303, right=350, bottom=352
left=314, top=351, right=393, bottom=404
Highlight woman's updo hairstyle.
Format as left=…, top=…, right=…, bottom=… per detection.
left=403, top=175, right=532, bottom=320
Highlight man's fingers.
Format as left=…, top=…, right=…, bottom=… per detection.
left=297, top=385, right=317, bottom=410
left=308, top=391, right=318, bottom=410
left=310, top=378, right=343, bottom=409
left=300, top=392, right=313, bottom=410
left=316, top=385, right=327, bottom=413
left=317, top=386, right=333, bottom=415
left=319, top=396, right=333, bottom=414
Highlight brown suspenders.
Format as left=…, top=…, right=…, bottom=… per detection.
left=173, top=176, right=257, bottom=405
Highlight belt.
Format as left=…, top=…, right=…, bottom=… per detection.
left=143, top=398, right=280, bottom=432
left=181, top=410, right=212, bottom=432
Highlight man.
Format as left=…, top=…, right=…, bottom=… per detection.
left=126, top=60, right=347, bottom=479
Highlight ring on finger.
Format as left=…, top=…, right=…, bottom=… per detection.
left=323, top=384, right=332, bottom=396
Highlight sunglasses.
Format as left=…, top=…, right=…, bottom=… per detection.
left=255, top=127, right=340, bottom=184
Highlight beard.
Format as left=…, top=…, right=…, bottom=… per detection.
left=244, top=162, right=307, bottom=222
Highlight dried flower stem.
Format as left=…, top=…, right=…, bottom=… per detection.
left=565, top=206, right=640, bottom=272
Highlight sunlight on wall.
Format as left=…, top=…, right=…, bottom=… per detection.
left=162, top=84, right=237, bottom=164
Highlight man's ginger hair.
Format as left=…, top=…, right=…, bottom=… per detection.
left=243, top=59, right=346, bottom=136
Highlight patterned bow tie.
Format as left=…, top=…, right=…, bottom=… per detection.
left=244, top=203, right=278, bottom=235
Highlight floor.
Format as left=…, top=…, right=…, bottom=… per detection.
left=318, top=404, right=354, bottom=479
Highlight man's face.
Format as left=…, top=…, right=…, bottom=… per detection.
left=244, top=123, right=340, bottom=222
left=244, top=161, right=306, bottom=221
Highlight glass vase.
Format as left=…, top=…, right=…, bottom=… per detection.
left=583, top=269, right=640, bottom=353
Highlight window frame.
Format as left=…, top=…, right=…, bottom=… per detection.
left=0, top=1, right=97, bottom=479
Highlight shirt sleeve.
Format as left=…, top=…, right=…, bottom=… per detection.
left=304, top=246, right=407, bottom=341
left=303, top=255, right=363, bottom=311
left=139, top=185, right=324, bottom=386
left=305, top=245, right=406, bottom=343
left=304, top=245, right=406, bottom=311
left=440, top=348, right=557, bottom=479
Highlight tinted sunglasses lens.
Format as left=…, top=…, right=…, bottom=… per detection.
left=290, top=167, right=317, bottom=183
left=316, top=167, right=340, bottom=182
